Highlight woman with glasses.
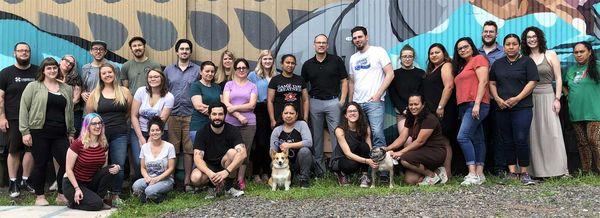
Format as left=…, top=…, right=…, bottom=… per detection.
left=452, top=37, right=490, bottom=186
left=63, top=113, right=118, bottom=211
left=130, top=68, right=174, bottom=180
left=20, top=57, right=75, bottom=205
left=388, top=45, right=424, bottom=135
left=268, top=54, right=309, bottom=128
left=222, top=58, right=257, bottom=190
left=85, top=63, right=132, bottom=206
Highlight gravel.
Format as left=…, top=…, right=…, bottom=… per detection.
left=166, top=185, right=600, bottom=217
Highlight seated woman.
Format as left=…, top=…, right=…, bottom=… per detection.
left=330, top=102, right=378, bottom=187
left=132, top=116, right=176, bottom=203
left=386, top=94, right=449, bottom=185
left=270, top=103, right=313, bottom=189
left=63, top=113, right=119, bottom=211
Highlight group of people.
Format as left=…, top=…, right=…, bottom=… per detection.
left=1, top=21, right=599, bottom=211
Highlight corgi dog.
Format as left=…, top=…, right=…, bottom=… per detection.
left=268, top=149, right=291, bottom=191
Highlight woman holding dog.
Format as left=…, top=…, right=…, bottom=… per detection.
left=386, top=94, right=448, bottom=186
left=331, top=102, right=377, bottom=187
left=270, top=103, right=313, bottom=189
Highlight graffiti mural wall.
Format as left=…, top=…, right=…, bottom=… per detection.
left=1, top=0, right=599, bottom=141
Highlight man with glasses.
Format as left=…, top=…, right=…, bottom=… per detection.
left=301, top=34, right=348, bottom=177
left=121, top=36, right=161, bottom=93
left=80, top=40, right=122, bottom=103
left=164, top=39, right=199, bottom=192
left=478, top=20, right=506, bottom=176
left=0, top=42, right=38, bottom=197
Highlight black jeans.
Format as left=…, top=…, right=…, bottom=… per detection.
left=336, top=141, right=370, bottom=175
left=31, top=131, right=68, bottom=195
left=63, top=166, right=115, bottom=211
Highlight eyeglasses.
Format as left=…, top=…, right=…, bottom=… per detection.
left=457, top=45, right=470, bottom=52
left=314, top=41, right=328, bottom=45
left=401, top=55, right=414, bottom=59
left=15, top=49, right=30, bottom=53
left=91, top=47, right=105, bottom=52
left=347, top=109, right=359, bottom=113
left=62, top=58, right=75, bottom=67
left=235, top=67, right=248, bottom=71
left=90, top=121, right=103, bottom=126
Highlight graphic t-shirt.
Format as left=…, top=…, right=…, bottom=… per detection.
left=139, top=141, right=176, bottom=178
left=348, top=46, right=391, bottom=103
left=268, top=74, right=306, bottom=121
left=0, top=64, right=38, bottom=120
left=133, top=87, right=175, bottom=131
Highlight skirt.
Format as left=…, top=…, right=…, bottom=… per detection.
left=529, top=84, right=569, bottom=177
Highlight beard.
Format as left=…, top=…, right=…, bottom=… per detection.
left=16, top=57, right=30, bottom=66
left=211, top=119, right=224, bottom=128
left=133, top=50, right=145, bottom=58
left=482, top=36, right=496, bottom=47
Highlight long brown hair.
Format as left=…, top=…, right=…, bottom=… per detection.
left=337, top=102, right=369, bottom=139
left=216, top=50, right=235, bottom=84
left=425, top=43, right=452, bottom=77
left=145, top=68, right=168, bottom=97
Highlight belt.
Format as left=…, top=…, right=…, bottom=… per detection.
left=310, top=95, right=338, bottom=100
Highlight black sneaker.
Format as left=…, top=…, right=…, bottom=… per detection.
left=299, top=179, right=310, bottom=189
left=148, top=195, right=165, bottom=203
left=20, top=179, right=35, bottom=194
left=138, top=192, right=147, bottom=203
left=9, top=180, right=20, bottom=198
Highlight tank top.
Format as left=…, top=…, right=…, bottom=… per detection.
left=332, top=128, right=366, bottom=161
left=96, top=93, right=128, bottom=137
left=536, top=54, right=554, bottom=84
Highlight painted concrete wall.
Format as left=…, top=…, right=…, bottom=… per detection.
left=1, top=0, right=599, bottom=141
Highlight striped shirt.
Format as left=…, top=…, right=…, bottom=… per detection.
left=70, top=139, right=107, bottom=182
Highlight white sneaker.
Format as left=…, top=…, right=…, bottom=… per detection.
left=226, top=187, right=244, bottom=197
left=460, top=174, right=480, bottom=186
left=49, top=181, right=58, bottom=191
left=418, top=174, right=441, bottom=186
left=436, top=167, right=448, bottom=184
left=475, top=174, right=486, bottom=185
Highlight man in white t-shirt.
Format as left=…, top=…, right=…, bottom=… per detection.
left=348, top=26, right=394, bottom=150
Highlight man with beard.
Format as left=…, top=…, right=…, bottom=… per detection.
left=164, top=39, right=199, bottom=192
left=190, top=102, right=246, bottom=198
left=347, top=26, right=394, bottom=183
left=301, top=34, right=348, bottom=177
left=80, top=40, right=122, bottom=103
left=478, top=20, right=506, bottom=176
left=0, top=42, right=37, bottom=197
left=122, top=36, right=161, bottom=93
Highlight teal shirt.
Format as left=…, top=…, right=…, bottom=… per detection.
left=189, top=81, right=222, bottom=131
left=563, top=61, right=600, bottom=121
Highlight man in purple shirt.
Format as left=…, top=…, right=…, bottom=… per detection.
left=164, top=39, right=199, bottom=192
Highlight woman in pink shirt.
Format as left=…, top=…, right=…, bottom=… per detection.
left=452, top=37, right=490, bottom=186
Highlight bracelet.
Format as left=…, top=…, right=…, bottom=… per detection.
left=74, top=186, right=80, bottom=190
left=554, top=97, right=560, bottom=101
left=224, top=168, right=231, bottom=175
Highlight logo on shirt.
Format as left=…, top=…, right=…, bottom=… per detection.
left=277, top=84, right=302, bottom=92
left=14, top=77, right=35, bottom=83
left=284, top=92, right=297, bottom=102
left=353, top=57, right=371, bottom=71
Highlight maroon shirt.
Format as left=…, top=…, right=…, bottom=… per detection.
left=70, top=139, right=107, bottom=182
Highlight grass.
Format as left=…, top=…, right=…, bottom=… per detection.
left=2, top=172, right=600, bottom=217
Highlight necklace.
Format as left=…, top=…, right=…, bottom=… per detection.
left=507, top=54, right=521, bottom=65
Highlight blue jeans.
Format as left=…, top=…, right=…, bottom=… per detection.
left=132, top=177, right=174, bottom=199
left=495, top=108, right=533, bottom=167
left=130, top=129, right=169, bottom=179
left=457, top=102, right=490, bottom=166
left=108, top=133, right=128, bottom=194
left=359, top=101, right=385, bottom=147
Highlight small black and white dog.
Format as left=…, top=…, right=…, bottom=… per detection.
left=369, top=147, right=395, bottom=188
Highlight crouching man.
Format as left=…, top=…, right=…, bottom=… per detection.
left=190, top=102, right=247, bottom=198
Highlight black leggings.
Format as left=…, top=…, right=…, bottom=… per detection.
left=336, top=142, right=370, bottom=175
left=252, top=102, right=271, bottom=176
left=31, top=132, right=68, bottom=195
left=63, top=166, right=115, bottom=211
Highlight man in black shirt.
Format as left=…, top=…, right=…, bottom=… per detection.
left=0, top=42, right=38, bottom=197
left=301, top=34, right=348, bottom=176
left=191, top=102, right=247, bottom=198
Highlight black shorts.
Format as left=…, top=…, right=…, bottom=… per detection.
left=7, top=120, right=29, bottom=154
left=206, top=162, right=224, bottom=173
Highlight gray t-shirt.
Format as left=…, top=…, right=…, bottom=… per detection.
left=122, top=59, right=161, bottom=92
left=81, top=60, right=122, bottom=92
left=139, top=141, right=176, bottom=178
left=133, top=87, right=174, bottom=131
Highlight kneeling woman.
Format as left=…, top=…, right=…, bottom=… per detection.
left=330, top=102, right=378, bottom=187
left=386, top=94, right=448, bottom=185
left=132, top=116, right=176, bottom=203
left=63, top=113, right=119, bottom=211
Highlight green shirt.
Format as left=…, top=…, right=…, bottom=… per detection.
left=122, top=58, right=161, bottom=93
left=189, top=81, right=222, bottom=131
left=563, top=61, right=600, bottom=121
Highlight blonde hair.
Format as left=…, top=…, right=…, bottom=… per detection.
left=254, top=50, right=276, bottom=79
left=88, top=63, right=129, bottom=111
left=216, top=50, right=235, bottom=84
left=80, top=113, right=108, bottom=149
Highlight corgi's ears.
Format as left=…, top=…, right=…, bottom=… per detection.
left=270, top=149, right=277, bottom=158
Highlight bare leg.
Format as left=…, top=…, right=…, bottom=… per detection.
left=400, top=160, right=435, bottom=177
left=22, top=152, right=33, bottom=177
left=403, top=170, right=422, bottom=185
left=7, top=153, right=20, bottom=179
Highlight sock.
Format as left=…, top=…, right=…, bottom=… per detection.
left=22, top=177, right=28, bottom=181
left=10, top=178, right=17, bottom=182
